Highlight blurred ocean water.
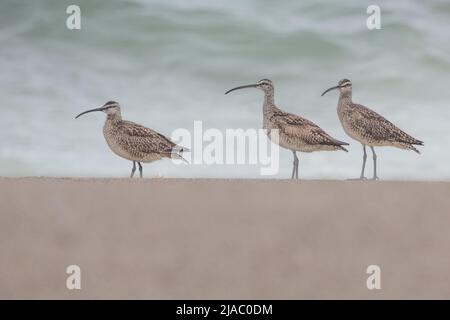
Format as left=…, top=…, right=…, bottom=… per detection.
left=0, top=0, right=449, bottom=179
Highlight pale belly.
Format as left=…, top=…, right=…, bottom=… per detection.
left=340, top=119, right=365, bottom=143
left=265, top=127, right=336, bottom=153
left=103, top=134, right=163, bottom=163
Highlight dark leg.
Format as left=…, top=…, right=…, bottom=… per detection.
left=360, top=144, right=367, bottom=180
left=291, top=151, right=299, bottom=180
left=291, top=152, right=295, bottom=179
left=130, top=161, right=136, bottom=178
left=370, top=146, right=379, bottom=180
left=138, top=162, right=143, bottom=178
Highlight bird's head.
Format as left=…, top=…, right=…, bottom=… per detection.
left=75, top=101, right=121, bottom=119
left=225, top=78, right=274, bottom=95
left=321, top=79, right=352, bottom=96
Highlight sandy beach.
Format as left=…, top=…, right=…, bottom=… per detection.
left=1, top=178, right=450, bottom=299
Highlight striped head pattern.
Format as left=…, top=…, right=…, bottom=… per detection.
left=101, top=101, right=121, bottom=116
left=338, top=79, right=352, bottom=94
left=255, top=79, right=274, bottom=94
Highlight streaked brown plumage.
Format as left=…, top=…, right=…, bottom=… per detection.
left=322, top=79, right=423, bottom=179
left=338, top=102, right=422, bottom=152
left=75, top=101, right=187, bottom=178
left=226, top=79, right=349, bottom=179
left=268, top=107, right=349, bottom=153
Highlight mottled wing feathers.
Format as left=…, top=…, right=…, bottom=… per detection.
left=115, top=120, right=180, bottom=156
left=351, top=104, right=423, bottom=146
left=271, top=110, right=349, bottom=149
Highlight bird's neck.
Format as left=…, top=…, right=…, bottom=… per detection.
left=106, top=113, right=122, bottom=122
left=262, top=91, right=276, bottom=130
left=339, top=91, right=352, bottom=103
left=263, top=91, right=275, bottom=112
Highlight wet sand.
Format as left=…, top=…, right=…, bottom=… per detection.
left=0, top=178, right=449, bottom=299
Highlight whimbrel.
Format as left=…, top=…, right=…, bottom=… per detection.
left=75, top=101, right=188, bottom=178
left=225, top=79, right=349, bottom=179
left=321, top=79, right=423, bottom=180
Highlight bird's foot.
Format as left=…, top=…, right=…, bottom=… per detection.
left=371, top=176, right=380, bottom=181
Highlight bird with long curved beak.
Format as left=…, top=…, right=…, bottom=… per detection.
left=226, top=79, right=349, bottom=179
left=321, top=79, right=423, bottom=180
left=75, top=100, right=188, bottom=178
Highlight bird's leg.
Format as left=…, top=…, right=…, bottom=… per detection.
left=291, top=151, right=295, bottom=179
left=370, top=146, right=379, bottom=180
left=360, top=144, right=367, bottom=180
left=291, top=151, right=299, bottom=180
left=130, top=161, right=136, bottom=178
left=138, top=162, right=143, bottom=178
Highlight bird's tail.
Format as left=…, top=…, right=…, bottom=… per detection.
left=407, top=144, right=421, bottom=154
left=170, top=145, right=190, bottom=163
left=395, top=141, right=422, bottom=154
left=171, top=152, right=189, bottom=163
left=398, top=135, right=423, bottom=154
left=172, top=145, right=190, bottom=153
left=411, top=136, right=423, bottom=153
left=331, top=138, right=349, bottom=152
left=398, top=135, right=423, bottom=146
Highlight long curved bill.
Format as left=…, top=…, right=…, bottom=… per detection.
left=321, top=85, right=340, bottom=96
left=75, top=107, right=104, bottom=119
left=225, top=84, right=258, bottom=95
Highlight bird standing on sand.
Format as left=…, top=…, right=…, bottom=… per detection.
left=321, top=79, right=423, bottom=180
left=75, top=101, right=188, bottom=178
left=226, top=79, right=349, bottom=179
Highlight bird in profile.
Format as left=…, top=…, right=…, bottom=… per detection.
left=75, top=101, right=188, bottom=178
left=321, top=79, right=423, bottom=180
left=226, top=79, right=349, bottom=179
